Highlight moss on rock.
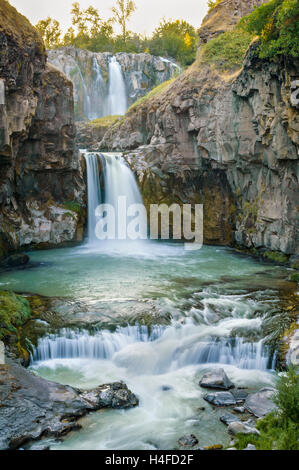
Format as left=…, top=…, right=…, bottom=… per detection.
left=263, top=251, right=289, bottom=264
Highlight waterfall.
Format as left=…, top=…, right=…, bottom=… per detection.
left=83, top=153, right=102, bottom=245
left=107, top=57, right=127, bottom=116
left=31, top=326, right=273, bottom=371
left=89, top=57, right=107, bottom=119
left=83, top=152, right=147, bottom=245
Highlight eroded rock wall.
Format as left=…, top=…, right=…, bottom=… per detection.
left=0, top=1, right=85, bottom=258
left=100, top=44, right=299, bottom=253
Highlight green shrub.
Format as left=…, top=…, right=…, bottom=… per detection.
left=198, top=29, right=254, bottom=70
left=234, top=366, right=299, bottom=450
left=240, top=0, right=299, bottom=58
left=62, top=201, right=82, bottom=214
left=0, top=291, right=31, bottom=340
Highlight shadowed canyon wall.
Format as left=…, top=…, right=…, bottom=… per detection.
left=0, top=1, right=85, bottom=259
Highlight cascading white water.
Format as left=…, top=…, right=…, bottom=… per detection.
left=89, top=57, right=107, bottom=119
left=83, top=153, right=102, bottom=245
left=107, top=57, right=127, bottom=115
left=83, top=151, right=147, bottom=245
left=32, top=323, right=272, bottom=371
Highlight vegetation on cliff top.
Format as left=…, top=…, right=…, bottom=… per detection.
left=198, top=0, right=298, bottom=71
left=198, top=28, right=255, bottom=70
left=35, top=1, right=197, bottom=66
left=234, top=366, right=299, bottom=450
left=240, top=0, right=299, bottom=58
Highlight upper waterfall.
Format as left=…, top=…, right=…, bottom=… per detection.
left=47, top=48, right=180, bottom=121
left=107, top=57, right=127, bottom=116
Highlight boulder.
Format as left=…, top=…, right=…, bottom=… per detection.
left=178, top=434, right=199, bottom=447
left=244, top=388, right=277, bottom=418
left=4, top=253, right=29, bottom=267
left=0, top=360, right=138, bottom=450
left=199, top=368, right=234, bottom=390
left=233, top=406, right=246, bottom=413
left=220, top=413, right=241, bottom=426
left=204, top=391, right=236, bottom=406
left=231, top=389, right=249, bottom=403
left=244, top=444, right=257, bottom=450
left=228, top=421, right=260, bottom=436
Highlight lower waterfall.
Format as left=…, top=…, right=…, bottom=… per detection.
left=83, top=151, right=147, bottom=245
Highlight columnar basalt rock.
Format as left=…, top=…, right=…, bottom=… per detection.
left=0, top=1, right=85, bottom=259
left=100, top=43, right=299, bottom=254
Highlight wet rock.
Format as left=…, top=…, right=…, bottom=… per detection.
left=228, top=421, right=260, bottom=436
left=244, top=388, right=277, bottom=418
left=27, top=443, right=51, bottom=451
left=204, top=391, right=236, bottom=406
left=4, top=253, right=29, bottom=267
left=80, top=382, right=139, bottom=409
left=244, top=444, right=257, bottom=450
left=178, top=434, right=199, bottom=447
left=232, top=389, right=249, bottom=403
left=161, top=385, right=172, bottom=391
left=220, top=413, right=241, bottom=426
left=200, top=368, right=234, bottom=390
left=0, top=360, right=138, bottom=450
left=233, top=406, right=246, bottom=413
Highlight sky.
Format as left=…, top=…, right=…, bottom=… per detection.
left=8, top=0, right=209, bottom=36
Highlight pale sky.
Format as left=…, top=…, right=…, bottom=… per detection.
left=9, top=0, right=209, bottom=35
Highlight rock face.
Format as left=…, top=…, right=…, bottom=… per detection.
left=0, top=360, right=138, bottom=450
left=48, top=47, right=180, bottom=121
left=200, top=368, right=234, bottom=390
left=100, top=43, right=299, bottom=253
left=198, top=0, right=267, bottom=45
left=0, top=1, right=85, bottom=259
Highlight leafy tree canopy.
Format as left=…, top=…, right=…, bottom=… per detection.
left=35, top=1, right=197, bottom=66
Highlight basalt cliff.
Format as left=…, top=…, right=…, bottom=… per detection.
left=0, top=1, right=85, bottom=260
left=99, top=1, right=299, bottom=254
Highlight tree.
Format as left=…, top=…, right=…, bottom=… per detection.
left=65, top=2, right=114, bottom=51
left=149, top=19, right=198, bottom=65
left=111, top=0, right=136, bottom=44
left=35, top=17, right=62, bottom=49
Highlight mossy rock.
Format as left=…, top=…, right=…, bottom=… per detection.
left=0, top=291, right=31, bottom=340
left=62, top=201, right=82, bottom=215
left=288, top=272, right=299, bottom=283
left=262, top=251, right=289, bottom=265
